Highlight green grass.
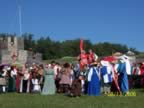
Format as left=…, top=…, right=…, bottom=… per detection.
left=0, top=89, right=144, bottom=108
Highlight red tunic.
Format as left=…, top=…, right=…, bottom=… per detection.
left=79, top=54, right=88, bottom=70
left=88, top=53, right=95, bottom=64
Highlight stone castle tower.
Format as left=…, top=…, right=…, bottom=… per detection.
left=0, top=36, right=24, bottom=53
left=0, top=36, right=42, bottom=65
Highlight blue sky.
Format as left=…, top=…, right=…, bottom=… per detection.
left=0, top=0, right=144, bottom=51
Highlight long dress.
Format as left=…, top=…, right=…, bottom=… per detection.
left=41, top=68, right=56, bottom=95
left=8, top=76, right=16, bottom=92
left=8, top=70, right=17, bottom=92
left=117, top=63, right=129, bottom=94
left=87, top=67, right=100, bottom=96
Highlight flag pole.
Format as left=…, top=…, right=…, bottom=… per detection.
left=18, top=0, right=22, bottom=37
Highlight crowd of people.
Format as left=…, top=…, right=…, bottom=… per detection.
left=0, top=49, right=144, bottom=97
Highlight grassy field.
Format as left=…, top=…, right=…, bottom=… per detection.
left=0, top=89, right=144, bottom=108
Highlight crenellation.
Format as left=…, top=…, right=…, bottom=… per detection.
left=0, top=36, right=42, bottom=65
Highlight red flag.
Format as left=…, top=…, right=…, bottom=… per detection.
left=112, top=64, right=121, bottom=93
left=103, top=56, right=117, bottom=62
left=80, top=39, right=84, bottom=51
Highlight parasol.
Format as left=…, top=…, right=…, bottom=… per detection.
left=0, top=64, right=9, bottom=67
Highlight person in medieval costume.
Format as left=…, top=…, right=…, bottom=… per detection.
left=120, top=55, right=132, bottom=89
left=8, top=66, right=17, bottom=92
left=31, top=72, right=41, bottom=93
left=16, top=67, right=23, bottom=92
left=0, top=68, right=7, bottom=93
left=120, top=55, right=132, bottom=75
left=100, top=60, right=113, bottom=94
left=41, top=65, right=56, bottom=95
left=103, top=56, right=120, bottom=93
left=19, top=64, right=30, bottom=93
left=73, top=63, right=81, bottom=80
left=87, top=62, right=101, bottom=96
left=59, top=63, right=72, bottom=95
left=22, top=69, right=30, bottom=93
left=116, top=60, right=129, bottom=95
left=132, top=63, right=141, bottom=75
left=78, top=50, right=88, bottom=71
left=140, top=62, right=144, bottom=75
left=68, top=63, right=81, bottom=97
left=88, top=49, right=98, bottom=64
left=70, top=77, right=82, bottom=97
left=37, top=64, right=44, bottom=90
left=79, top=64, right=89, bottom=94
left=54, top=62, right=62, bottom=93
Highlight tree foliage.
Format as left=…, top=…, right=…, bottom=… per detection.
left=0, top=33, right=140, bottom=60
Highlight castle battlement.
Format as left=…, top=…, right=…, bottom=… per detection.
left=0, top=36, right=24, bottom=51
left=0, top=35, right=42, bottom=65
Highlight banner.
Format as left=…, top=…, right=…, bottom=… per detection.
left=80, top=39, right=84, bottom=51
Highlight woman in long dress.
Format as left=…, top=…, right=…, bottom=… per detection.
left=59, top=63, right=73, bottom=94
left=8, top=66, right=17, bottom=92
left=117, top=62, right=129, bottom=94
left=87, top=63, right=101, bottom=96
left=41, top=67, right=56, bottom=95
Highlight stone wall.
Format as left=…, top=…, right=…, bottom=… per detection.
left=0, top=36, right=8, bottom=51
left=17, top=37, right=24, bottom=50
left=26, top=51, right=42, bottom=66
left=0, top=50, right=12, bottom=64
left=0, top=36, right=42, bottom=65
left=18, top=50, right=28, bottom=64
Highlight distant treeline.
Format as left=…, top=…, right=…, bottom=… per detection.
left=0, top=33, right=139, bottom=60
